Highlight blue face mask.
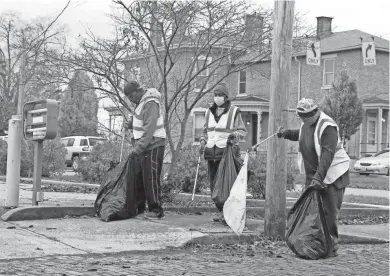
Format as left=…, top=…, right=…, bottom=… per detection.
left=214, top=96, right=225, bottom=106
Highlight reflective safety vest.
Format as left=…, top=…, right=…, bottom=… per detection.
left=132, top=88, right=166, bottom=140
left=297, top=112, right=350, bottom=184
left=205, top=106, right=238, bottom=149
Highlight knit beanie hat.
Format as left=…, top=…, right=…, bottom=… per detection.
left=214, top=83, right=229, bottom=97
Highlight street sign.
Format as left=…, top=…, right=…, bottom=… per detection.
left=23, top=99, right=59, bottom=141
left=306, top=41, right=321, bottom=66
left=362, top=42, right=376, bottom=66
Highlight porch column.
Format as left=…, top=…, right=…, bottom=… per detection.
left=378, top=107, right=383, bottom=150
left=257, top=111, right=262, bottom=143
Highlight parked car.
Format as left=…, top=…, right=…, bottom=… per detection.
left=0, top=135, right=7, bottom=143
left=60, top=136, right=107, bottom=170
left=353, top=148, right=390, bottom=176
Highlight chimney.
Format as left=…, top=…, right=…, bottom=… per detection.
left=316, top=16, right=333, bottom=37
left=244, top=13, right=263, bottom=49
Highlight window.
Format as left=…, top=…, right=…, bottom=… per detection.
left=238, top=70, right=247, bottom=95
left=60, top=139, right=68, bottom=146
left=194, top=57, right=212, bottom=92
left=80, top=139, right=88, bottom=146
left=67, top=138, right=75, bottom=147
left=192, top=109, right=206, bottom=143
left=129, top=67, right=140, bottom=82
left=89, top=138, right=107, bottom=146
left=322, top=59, right=335, bottom=87
left=367, top=120, right=376, bottom=145
left=109, top=114, right=123, bottom=133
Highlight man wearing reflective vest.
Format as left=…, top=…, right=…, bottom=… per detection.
left=124, top=80, right=166, bottom=219
left=199, top=83, right=247, bottom=222
left=277, top=98, right=350, bottom=257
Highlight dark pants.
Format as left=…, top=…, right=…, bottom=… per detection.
left=208, top=160, right=223, bottom=211
left=133, top=146, right=165, bottom=215
left=319, top=184, right=345, bottom=253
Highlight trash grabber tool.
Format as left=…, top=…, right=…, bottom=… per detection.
left=250, top=131, right=278, bottom=152
left=119, top=130, right=126, bottom=163
left=191, top=154, right=202, bottom=201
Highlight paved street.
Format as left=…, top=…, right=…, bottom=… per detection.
left=0, top=244, right=388, bottom=276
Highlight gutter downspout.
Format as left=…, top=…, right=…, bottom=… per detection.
left=294, top=56, right=301, bottom=103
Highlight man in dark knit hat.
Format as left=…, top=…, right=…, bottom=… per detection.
left=124, top=80, right=166, bottom=220
left=199, top=83, right=247, bottom=222
left=277, top=97, right=350, bottom=257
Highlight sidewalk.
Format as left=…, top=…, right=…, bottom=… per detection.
left=1, top=212, right=388, bottom=260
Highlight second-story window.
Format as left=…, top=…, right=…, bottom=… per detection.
left=194, top=56, right=212, bottom=92
left=238, top=70, right=247, bottom=94
left=323, top=59, right=335, bottom=87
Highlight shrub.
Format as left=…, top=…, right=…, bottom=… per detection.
left=247, top=152, right=296, bottom=199
left=0, top=137, right=66, bottom=177
left=168, top=145, right=209, bottom=194
left=78, top=139, right=131, bottom=183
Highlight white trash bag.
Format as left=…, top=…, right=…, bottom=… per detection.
left=223, top=152, right=249, bottom=235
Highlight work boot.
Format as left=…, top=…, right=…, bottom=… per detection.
left=213, top=212, right=224, bottom=222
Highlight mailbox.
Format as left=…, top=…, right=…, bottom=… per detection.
left=23, top=99, right=59, bottom=141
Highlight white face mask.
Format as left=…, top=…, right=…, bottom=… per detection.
left=214, top=96, right=225, bottom=106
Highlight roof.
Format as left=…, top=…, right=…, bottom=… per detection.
left=363, top=95, right=389, bottom=104
left=295, top=30, right=389, bottom=56
left=237, top=29, right=389, bottom=64
left=230, top=94, right=269, bottom=102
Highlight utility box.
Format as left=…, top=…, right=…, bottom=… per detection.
left=23, top=99, right=59, bottom=141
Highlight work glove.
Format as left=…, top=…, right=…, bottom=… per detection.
left=129, top=149, right=139, bottom=159
left=227, top=132, right=239, bottom=145
left=310, top=179, right=326, bottom=190
left=276, top=126, right=285, bottom=138
left=199, top=140, right=206, bottom=154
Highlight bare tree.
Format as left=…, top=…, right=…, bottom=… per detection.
left=0, top=1, right=71, bottom=130
left=60, top=0, right=313, bottom=177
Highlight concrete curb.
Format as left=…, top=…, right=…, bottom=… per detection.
left=0, top=175, right=100, bottom=188
left=2, top=205, right=388, bottom=222
left=167, top=206, right=389, bottom=219
left=184, top=232, right=389, bottom=246
left=1, top=206, right=95, bottom=221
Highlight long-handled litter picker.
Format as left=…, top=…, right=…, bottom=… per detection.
left=191, top=153, right=202, bottom=201
left=119, top=130, right=126, bottom=163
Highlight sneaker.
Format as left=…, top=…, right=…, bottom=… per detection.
left=213, top=212, right=224, bottom=222
left=328, top=251, right=338, bottom=257
left=145, top=210, right=164, bottom=220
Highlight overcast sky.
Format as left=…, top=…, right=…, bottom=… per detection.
left=1, top=0, right=389, bottom=45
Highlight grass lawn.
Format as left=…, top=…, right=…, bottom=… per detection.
left=287, top=190, right=389, bottom=206
left=293, top=173, right=389, bottom=191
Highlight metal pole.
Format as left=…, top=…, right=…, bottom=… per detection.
left=32, top=140, right=44, bottom=206
left=5, top=52, right=26, bottom=208
left=264, top=0, right=295, bottom=239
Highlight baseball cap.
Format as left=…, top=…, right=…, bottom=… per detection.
left=296, top=98, right=318, bottom=114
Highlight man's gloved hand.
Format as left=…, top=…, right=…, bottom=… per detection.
left=129, top=149, right=139, bottom=159
left=310, top=179, right=326, bottom=190
left=199, top=140, right=206, bottom=154
left=277, top=126, right=285, bottom=138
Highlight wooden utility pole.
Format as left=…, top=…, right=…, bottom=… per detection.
left=264, top=0, right=295, bottom=238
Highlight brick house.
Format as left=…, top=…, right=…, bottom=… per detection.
left=224, top=16, right=389, bottom=157
left=102, top=15, right=389, bottom=160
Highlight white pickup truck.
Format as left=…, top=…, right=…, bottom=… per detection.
left=60, top=136, right=107, bottom=171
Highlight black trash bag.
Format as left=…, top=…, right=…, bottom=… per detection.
left=285, top=187, right=333, bottom=260
left=94, top=156, right=138, bottom=222
left=211, top=144, right=242, bottom=208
